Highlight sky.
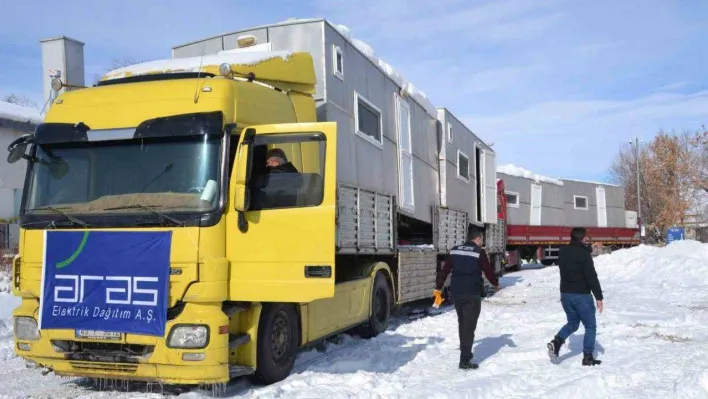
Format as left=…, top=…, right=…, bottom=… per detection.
left=1, top=0, right=706, bottom=182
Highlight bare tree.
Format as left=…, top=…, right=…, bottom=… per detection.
left=609, top=127, right=707, bottom=242
left=2, top=93, right=39, bottom=109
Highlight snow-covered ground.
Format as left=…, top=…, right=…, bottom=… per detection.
left=1, top=241, right=707, bottom=398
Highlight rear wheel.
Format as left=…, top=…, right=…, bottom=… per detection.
left=359, top=272, right=392, bottom=338
left=250, top=303, right=299, bottom=385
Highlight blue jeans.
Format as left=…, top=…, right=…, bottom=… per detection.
left=556, top=293, right=597, bottom=354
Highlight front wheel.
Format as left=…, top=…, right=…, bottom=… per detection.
left=359, top=271, right=392, bottom=338
left=250, top=303, right=300, bottom=385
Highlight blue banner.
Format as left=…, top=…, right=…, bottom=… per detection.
left=666, top=227, right=685, bottom=244
left=39, top=231, right=172, bottom=337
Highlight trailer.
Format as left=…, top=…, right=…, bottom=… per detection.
left=496, top=167, right=640, bottom=268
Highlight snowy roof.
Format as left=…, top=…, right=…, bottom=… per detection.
left=560, top=178, right=621, bottom=187
left=0, top=101, right=43, bottom=126
left=497, top=164, right=564, bottom=186
left=169, top=18, right=439, bottom=118
left=329, top=23, right=438, bottom=119
left=101, top=51, right=294, bottom=81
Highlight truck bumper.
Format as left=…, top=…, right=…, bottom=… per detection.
left=13, top=299, right=231, bottom=385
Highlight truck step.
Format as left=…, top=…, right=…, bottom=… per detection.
left=228, top=333, right=251, bottom=349
left=229, top=365, right=255, bottom=378
left=223, top=302, right=251, bottom=318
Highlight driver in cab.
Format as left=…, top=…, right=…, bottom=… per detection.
left=265, top=148, right=298, bottom=174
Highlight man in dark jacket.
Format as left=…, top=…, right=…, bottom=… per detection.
left=547, top=227, right=603, bottom=366
left=433, top=228, right=500, bottom=370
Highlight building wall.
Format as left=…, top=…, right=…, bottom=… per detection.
left=0, top=122, right=35, bottom=247
left=0, top=127, right=28, bottom=192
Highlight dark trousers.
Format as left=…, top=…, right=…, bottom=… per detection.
left=453, top=294, right=482, bottom=361
left=556, top=293, right=597, bottom=354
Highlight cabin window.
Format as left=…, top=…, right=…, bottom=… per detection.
left=447, top=122, right=453, bottom=143
left=457, top=150, right=469, bottom=183
left=333, top=45, right=344, bottom=80
left=354, top=92, right=383, bottom=148
left=574, top=195, right=588, bottom=210
left=505, top=191, right=519, bottom=208
left=247, top=133, right=326, bottom=211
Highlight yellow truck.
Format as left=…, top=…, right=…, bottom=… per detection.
left=7, top=31, right=503, bottom=387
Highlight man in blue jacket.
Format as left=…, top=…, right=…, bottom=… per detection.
left=433, top=228, right=500, bottom=370
left=547, top=227, right=603, bottom=366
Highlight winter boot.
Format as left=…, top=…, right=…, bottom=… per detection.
left=547, top=335, right=564, bottom=363
left=582, top=352, right=601, bottom=366
left=459, top=358, right=479, bottom=370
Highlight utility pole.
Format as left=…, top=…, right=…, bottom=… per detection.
left=633, top=137, right=642, bottom=238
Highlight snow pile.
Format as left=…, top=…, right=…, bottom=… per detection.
left=497, top=163, right=564, bottom=186
left=102, top=51, right=294, bottom=81
left=0, top=101, right=43, bottom=125
left=2, top=242, right=708, bottom=398
left=330, top=23, right=438, bottom=119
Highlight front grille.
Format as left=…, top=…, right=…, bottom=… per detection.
left=52, top=340, right=154, bottom=364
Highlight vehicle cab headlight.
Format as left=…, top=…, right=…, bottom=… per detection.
left=167, top=325, right=209, bottom=349
left=14, top=317, right=40, bottom=341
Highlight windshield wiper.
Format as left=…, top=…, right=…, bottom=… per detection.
left=28, top=206, right=90, bottom=228
left=103, top=204, right=185, bottom=227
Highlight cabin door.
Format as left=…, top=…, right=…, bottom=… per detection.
left=395, top=93, right=415, bottom=213
left=530, top=183, right=542, bottom=225
left=596, top=186, right=608, bottom=227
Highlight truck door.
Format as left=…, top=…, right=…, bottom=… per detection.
left=227, top=122, right=337, bottom=303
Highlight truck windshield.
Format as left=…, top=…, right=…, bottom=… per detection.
left=24, top=134, right=221, bottom=215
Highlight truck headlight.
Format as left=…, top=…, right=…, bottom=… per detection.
left=167, top=325, right=209, bottom=349
left=14, top=317, right=40, bottom=341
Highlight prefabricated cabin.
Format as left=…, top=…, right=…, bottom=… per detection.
left=499, top=172, right=565, bottom=227
left=173, top=19, right=439, bottom=225
left=560, top=178, right=627, bottom=228
left=500, top=172, right=628, bottom=228
left=435, top=108, right=497, bottom=227
left=172, top=19, right=497, bottom=254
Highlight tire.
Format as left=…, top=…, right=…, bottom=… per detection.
left=249, top=303, right=300, bottom=385
left=541, top=259, right=554, bottom=266
left=359, top=272, right=392, bottom=338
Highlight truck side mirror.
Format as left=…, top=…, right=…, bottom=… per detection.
left=6, top=134, right=35, bottom=164
left=233, top=128, right=255, bottom=213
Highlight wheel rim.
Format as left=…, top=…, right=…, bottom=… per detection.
left=374, top=286, right=388, bottom=322
left=270, top=310, right=290, bottom=362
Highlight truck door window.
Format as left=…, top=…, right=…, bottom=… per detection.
left=248, top=133, right=325, bottom=211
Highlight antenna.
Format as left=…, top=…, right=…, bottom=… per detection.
left=193, top=40, right=208, bottom=103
